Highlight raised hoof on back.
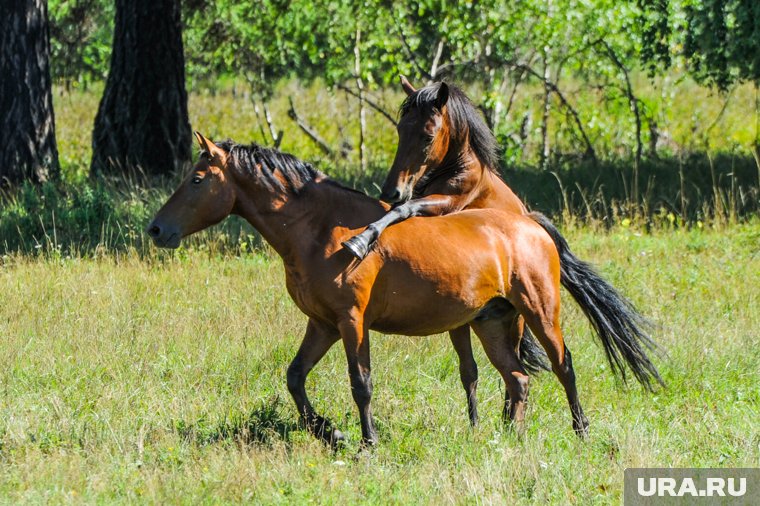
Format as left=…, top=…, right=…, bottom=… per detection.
left=342, top=236, right=371, bottom=260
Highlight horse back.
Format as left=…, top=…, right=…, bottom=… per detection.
left=362, top=209, right=559, bottom=335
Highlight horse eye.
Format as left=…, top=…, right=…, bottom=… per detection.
left=192, top=176, right=203, bottom=185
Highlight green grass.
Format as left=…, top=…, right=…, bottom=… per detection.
left=0, top=75, right=757, bottom=503
left=55, top=77, right=760, bottom=178
left=1, top=224, right=758, bottom=503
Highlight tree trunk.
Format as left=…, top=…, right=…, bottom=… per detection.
left=0, top=0, right=59, bottom=185
left=354, top=27, right=367, bottom=173
left=539, top=56, right=551, bottom=170
left=91, top=0, right=191, bottom=176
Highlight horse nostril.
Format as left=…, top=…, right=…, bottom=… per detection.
left=148, top=224, right=162, bottom=238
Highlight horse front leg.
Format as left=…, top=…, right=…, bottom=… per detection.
left=342, top=196, right=454, bottom=259
left=337, top=313, right=377, bottom=447
left=449, top=325, right=479, bottom=426
left=286, top=319, right=343, bottom=447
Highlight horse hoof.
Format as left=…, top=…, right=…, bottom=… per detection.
left=573, top=419, right=590, bottom=439
left=330, top=429, right=346, bottom=449
left=352, top=439, right=378, bottom=460
left=342, top=237, right=369, bottom=259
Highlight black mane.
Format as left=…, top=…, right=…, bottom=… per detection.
left=212, top=140, right=368, bottom=198
left=214, top=140, right=322, bottom=194
left=400, top=82, right=500, bottom=172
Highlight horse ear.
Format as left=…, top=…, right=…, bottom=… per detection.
left=194, top=131, right=210, bottom=152
left=399, top=74, right=416, bottom=95
left=435, top=82, right=449, bottom=110
left=194, top=131, right=225, bottom=160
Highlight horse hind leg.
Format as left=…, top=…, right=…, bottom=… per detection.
left=449, top=325, right=479, bottom=426
left=560, top=344, right=589, bottom=436
left=470, top=313, right=530, bottom=431
left=515, top=294, right=589, bottom=437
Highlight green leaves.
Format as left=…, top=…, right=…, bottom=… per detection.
left=639, top=0, right=760, bottom=90
left=48, top=0, right=115, bottom=86
left=46, top=0, right=760, bottom=167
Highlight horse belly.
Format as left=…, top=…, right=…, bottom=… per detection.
left=367, top=259, right=500, bottom=336
left=369, top=296, right=476, bottom=336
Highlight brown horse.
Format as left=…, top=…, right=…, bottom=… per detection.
left=343, top=78, right=663, bottom=398
left=148, top=133, right=662, bottom=448
left=341, top=78, right=540, bottom=424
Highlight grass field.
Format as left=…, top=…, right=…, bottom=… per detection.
left=1, top=223, right=758, bottom=503
left=0, top=77, right=758, bottom=503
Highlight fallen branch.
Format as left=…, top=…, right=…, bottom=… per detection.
left=337, top=84, right=397, bottom=126
left=287, top=96, right=334, bottom=157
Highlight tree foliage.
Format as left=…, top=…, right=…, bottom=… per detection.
left=40, top=0, right=760, bottom=177
left=48, top=0, right=113, bottom=86
left=684, top=0, right=760, bottom=90
left=47, top=0, right=760, bottom=95
left=637, top=0, right=760, bottom=90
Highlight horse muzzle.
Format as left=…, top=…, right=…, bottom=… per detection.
left=146, top=220, right=182, bottom=249
left=380, top=184, right=415, bottom=204
left=379, top=187, right=401, bottom=203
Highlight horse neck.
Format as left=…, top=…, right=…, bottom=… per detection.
left=231, top=176, right=385, bottom=264
left=424, top=122, right=525, bottom=212
left=423, top=130, right=488, bottom=192
left=442, top=137, right=526, bottom=213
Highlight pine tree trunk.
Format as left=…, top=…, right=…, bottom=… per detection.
left=91, top=0, right=191, bottom=176
left=0, top=0, right=59, bottom=185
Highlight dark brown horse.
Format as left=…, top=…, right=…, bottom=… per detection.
left=341, top=78, right=527, bottom=260
left=344, top=78, right=663, bottom=400
left=148, top=133, right=662, bottom=448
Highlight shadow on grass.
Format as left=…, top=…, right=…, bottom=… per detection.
left=1, top=151, right=757, bottom=256
left=502, top=152, right=759, bottom=221
left=174, top=397, right=298, bottom=447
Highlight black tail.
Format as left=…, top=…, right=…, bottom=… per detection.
left=519, top=327, right=551, bottom=374
left=529, top=212, right=665, bottom=391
